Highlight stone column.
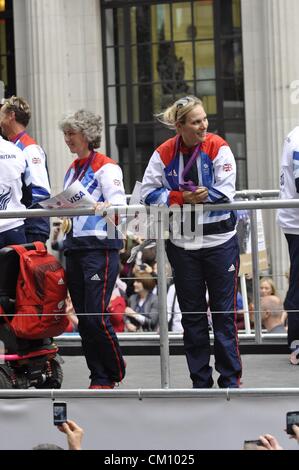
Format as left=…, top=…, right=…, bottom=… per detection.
left=25, top=0, right=69, bottom=194
left=22, top=0, right=106, bottom=193
left=242, top=0, right=299, bottom=293
left=263, top=0, right=299, bottom=292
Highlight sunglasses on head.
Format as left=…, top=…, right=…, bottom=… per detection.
left=175, top=96, right=193, bottom=120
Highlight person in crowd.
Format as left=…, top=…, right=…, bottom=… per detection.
left=141, top=95, right=241, bottom=388
left=0, top=96, right=51, bottom=243
left=260, top=277, right=277, bottom=297
left=59, top=109, right=126, bottom=389
left=277, top=126, right=299, bottom=365
left=0, top=134, right=28, bottom=248
left=57, top=420, right=83, bottom=450
left=64, top=292, right=79, bottom=333
left=50, top=218, right=65, bottom=266
left=125, top=272, right=158, bottom=332
left=249, top=276, right=282, bottom=329
left=108, top=290, right=126, bottom=333
left=51, top=219, right=64, bottom=248
left=235, top=288, right=248, bottom=331
left=256, top=424, right=299, bottom=450
left=167, top=282, right=183, bottom=332
left=33, top=419, right=84, bottom=450
left=119, top=235, right=144, bottom=298
left=260, top=295, right=287, bottom=334
left=108, top=277, right=127, bottom=333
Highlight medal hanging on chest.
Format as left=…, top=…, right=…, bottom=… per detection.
left=61, top=217, right=72, bottom=234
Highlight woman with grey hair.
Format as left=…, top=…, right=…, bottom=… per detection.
left=59, top=109, right=102, bottom=150
left=59, top=109, right=126, bottom=389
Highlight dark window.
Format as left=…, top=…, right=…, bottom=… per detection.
left=0, top=0, right=16, bottom=98
left=101, top=0, right=246, bottom=191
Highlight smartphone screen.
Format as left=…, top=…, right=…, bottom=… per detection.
left=53, top=402, right=67, bottom=426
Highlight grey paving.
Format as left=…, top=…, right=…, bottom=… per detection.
left=61, top=353, right=299, bottom=389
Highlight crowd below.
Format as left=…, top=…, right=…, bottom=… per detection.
left=52, top=222, right=289, bottom=339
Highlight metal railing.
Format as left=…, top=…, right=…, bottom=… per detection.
left=0, top=387, right=298, bottom=398
left=0, top=189, right=295, bottom=389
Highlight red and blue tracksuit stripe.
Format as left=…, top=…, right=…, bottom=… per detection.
left=66, top=249, right=125, bottom=386
left=166, top=236, right=241, bottom=388
left=63, top=152, right=126, bottom=386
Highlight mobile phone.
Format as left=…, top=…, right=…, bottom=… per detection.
left=243, top=439, right=263, bottom=450
left=53, top=401, right=67, bottom=426
left=286, top=411, right=299, bottom=435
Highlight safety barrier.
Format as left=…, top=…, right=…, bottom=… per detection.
left=0, top=388, right=298, bottom=449
left=0, top=189, right=296, bottom=389
left=56, top=331, right=289, bottom=356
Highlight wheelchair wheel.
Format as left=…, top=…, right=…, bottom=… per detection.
left=36, top=358, right=63, bottom=389
left=0, top=368, right=13, bottom=389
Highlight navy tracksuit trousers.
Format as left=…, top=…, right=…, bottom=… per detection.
left=66, top=249, right=125, bottom=386
left=284, top=234, right=299, bottom=352
left=166, top=235, right=242, bottom=388
left=0, top=225, right=26, bottom=249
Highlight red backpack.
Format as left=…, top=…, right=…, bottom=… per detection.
left=6, top=242, right=68, bottom=339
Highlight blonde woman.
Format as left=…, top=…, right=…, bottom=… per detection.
left=260, top=277, right=277, bottom=297
left=141, top=96, right=241, bottom=388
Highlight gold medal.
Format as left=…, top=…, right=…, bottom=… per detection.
left=61, top=218, right=72, bottom=234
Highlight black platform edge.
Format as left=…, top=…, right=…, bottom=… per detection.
left=57, top=343, right=290, bottom=356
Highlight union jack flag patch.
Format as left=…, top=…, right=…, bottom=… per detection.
left=223, top=163, right=233, bottom=172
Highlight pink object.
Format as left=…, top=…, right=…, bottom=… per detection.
left=0, top=347, right=58, bottom=361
